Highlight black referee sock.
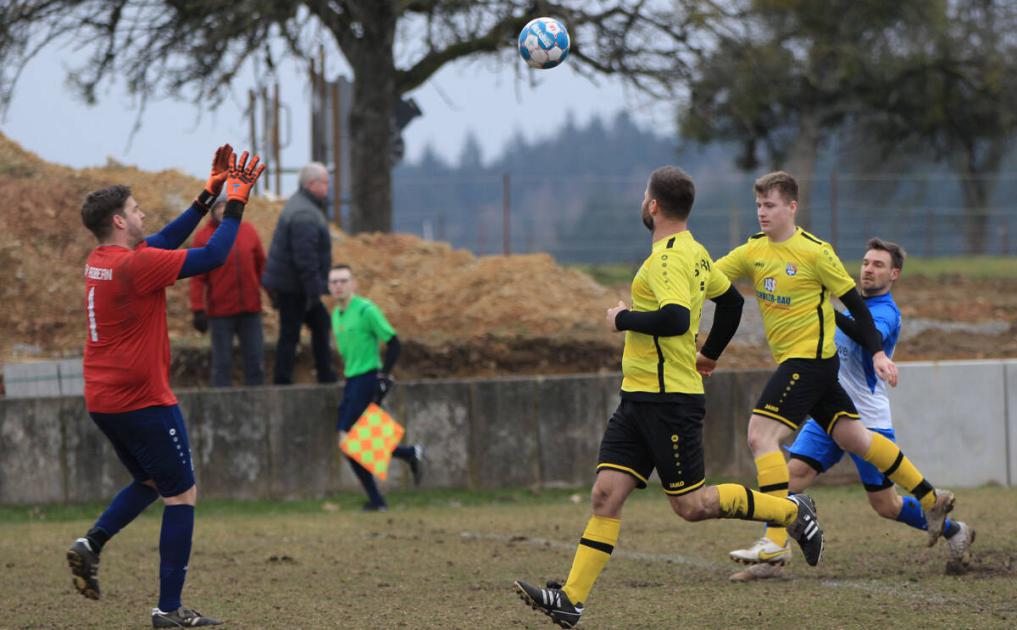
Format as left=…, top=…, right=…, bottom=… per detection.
left=85, top=527, right=110, bottom=553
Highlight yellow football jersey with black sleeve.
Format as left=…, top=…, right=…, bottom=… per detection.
left=621, top=230, right=731, bottom=397
left=714, top=227, right=856, bottom=364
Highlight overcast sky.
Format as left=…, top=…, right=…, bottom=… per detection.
left=1, top=39, right=674, bottom=192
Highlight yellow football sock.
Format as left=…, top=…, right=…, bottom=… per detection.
left=716, top=484, right=797, bottom=526
left=562, top=515, right=620, bottom=605
left=863, top=432, right=936, bottom=510
left=755, top=451, right=790, bottom=546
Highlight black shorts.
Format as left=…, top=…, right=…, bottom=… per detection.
left=596, top=396, right=706, bottom=496
left=753, top=356, right=859, bottom=433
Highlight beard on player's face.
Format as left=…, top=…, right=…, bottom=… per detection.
left=641, top=197, right=654, bottom=232
left=128, top=224, right=145, bottom=246
left=860, top=273, right=892, bottom=296
left=860, top=281, right=881, bottom=296
left=125, top=212, right=144, bottom=245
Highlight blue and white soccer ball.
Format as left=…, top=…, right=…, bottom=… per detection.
left=518, top=17, right=570, bottom=70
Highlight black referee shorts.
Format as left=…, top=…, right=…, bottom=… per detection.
left=753, top=355, right=859, bottom=434
left=596, top=396, right=706, bottom=496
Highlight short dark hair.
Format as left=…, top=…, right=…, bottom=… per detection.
left=81, top=185, right=132, bottom=239
left=866, top=237, right=906, bottom=270
left=647, top=166, right=695, bottom=220
left=330, top=263, right=353, bottom=273
left=754, top=171, right=798, bottom=203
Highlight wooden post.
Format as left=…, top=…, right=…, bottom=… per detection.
left=273, top=82, right=281, bottom=195
left=248, top=89, right=258, bottom=196
left=261, top=87, right=271, bottom=193
left=502, top=173, right=511, bottom=255
left=729, top=205, right=740, bottom=250
left=830, top=170, right=838, bottom=252
left=331, top=80, right=342, bottom=229
left=309, top=57, right=318, bottom=162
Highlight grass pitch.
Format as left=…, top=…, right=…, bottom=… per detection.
left=2, top=485, right=1015, bottom=629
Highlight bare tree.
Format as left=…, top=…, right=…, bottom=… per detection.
left=678, top=0, right=938, bottom=229
left=1, top=0, right=715, bottom=233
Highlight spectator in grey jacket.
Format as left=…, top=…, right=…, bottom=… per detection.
left=261, top=162, right=337, bottom=384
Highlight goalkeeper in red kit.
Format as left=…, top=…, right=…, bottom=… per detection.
left=68, top=146, right=264, bottom=628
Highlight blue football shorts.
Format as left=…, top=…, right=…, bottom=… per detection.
left=787, top=418, right=895, bottom=492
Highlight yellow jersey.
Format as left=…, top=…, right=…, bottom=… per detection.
left=715, top=227, right=856, bottom=364
left=621, top=230, right=731, bottom=397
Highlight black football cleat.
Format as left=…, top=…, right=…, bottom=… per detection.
left=514, top=580, right=583, bottom=628
left=67, top=538, right=101, bottom=600
left=785, top=494, right=824, bottom=567
left=152, top=607, right=223, bottom=627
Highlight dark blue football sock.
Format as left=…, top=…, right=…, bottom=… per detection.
left=942, top=517, right=960, bottom=538
left=158, top=505, right=194, bottom=612
left=392, top=445, right=415, bottom=461
left=897, top=496, right=959, bottom=538
left=89, top=481, right=159, bottom=552
left=897, top=496, right=928, bottom=530
left=347, top=457, right=385, bottom=507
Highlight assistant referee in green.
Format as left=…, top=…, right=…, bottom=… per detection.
left=328, top=264, right=423, bottom=511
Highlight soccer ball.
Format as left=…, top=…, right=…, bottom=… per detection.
left=518, top=17, right=570, bottom=70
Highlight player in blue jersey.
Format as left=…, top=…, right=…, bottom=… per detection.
left=728, top=238, right=975, bottom=580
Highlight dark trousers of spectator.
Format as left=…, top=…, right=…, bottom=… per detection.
left=272, top=291, right=337, bottom=385
left=209, top=313, right=265, bottom=387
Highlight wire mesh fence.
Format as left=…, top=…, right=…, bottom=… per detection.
left=392, top=172, right=1017, bottom=264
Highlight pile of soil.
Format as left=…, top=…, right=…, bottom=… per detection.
left=0, top=133, right=624, bottom=386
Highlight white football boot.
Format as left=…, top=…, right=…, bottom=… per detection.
left=729, top=536, right=792, bottom=565
left=945, top=520, right=976, bottom=572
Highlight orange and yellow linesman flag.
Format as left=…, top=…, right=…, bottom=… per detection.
left=339, top=403, right=405, bottom=480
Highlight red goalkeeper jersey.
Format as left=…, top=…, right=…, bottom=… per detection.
left=83, top=242, right=187, bottom=413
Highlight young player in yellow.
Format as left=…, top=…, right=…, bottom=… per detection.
left=705, top=171, right=955, bottom=567
left=513, top=166, right=824, bottom=629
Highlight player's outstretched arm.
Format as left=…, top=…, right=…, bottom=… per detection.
left=697, top=284, right=744, bottom=375
left=178, top=151, right=265, bottom=279
left=145, top=144, right=233, bottom=250
left=839, top=289, right=898, bottom=386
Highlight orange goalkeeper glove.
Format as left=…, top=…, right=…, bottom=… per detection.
left=225, top=151, right=266, bottom=204
left=196, top=143, right=233, bottom=209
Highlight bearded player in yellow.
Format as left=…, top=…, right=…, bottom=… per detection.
left=703, top=171, right=955, bottom=569
left=513, top=167, right=824, bottom=629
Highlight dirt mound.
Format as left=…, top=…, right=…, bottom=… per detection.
left=0, top=133, right=622, bottom=382
left=0, top=134, right=283, bottom=361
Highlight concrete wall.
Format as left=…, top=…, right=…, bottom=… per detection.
left=0, top=361, right=1013, bottom=505
left=890, top=360, right=1013, bottom=487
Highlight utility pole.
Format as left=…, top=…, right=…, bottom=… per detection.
left=502, top=173, right=511, bottom=255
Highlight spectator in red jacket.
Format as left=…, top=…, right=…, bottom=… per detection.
left=189, top=197, right=267, bottom=386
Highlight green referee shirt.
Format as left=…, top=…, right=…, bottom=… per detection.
left=330, top=295, right=396, bottom=378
